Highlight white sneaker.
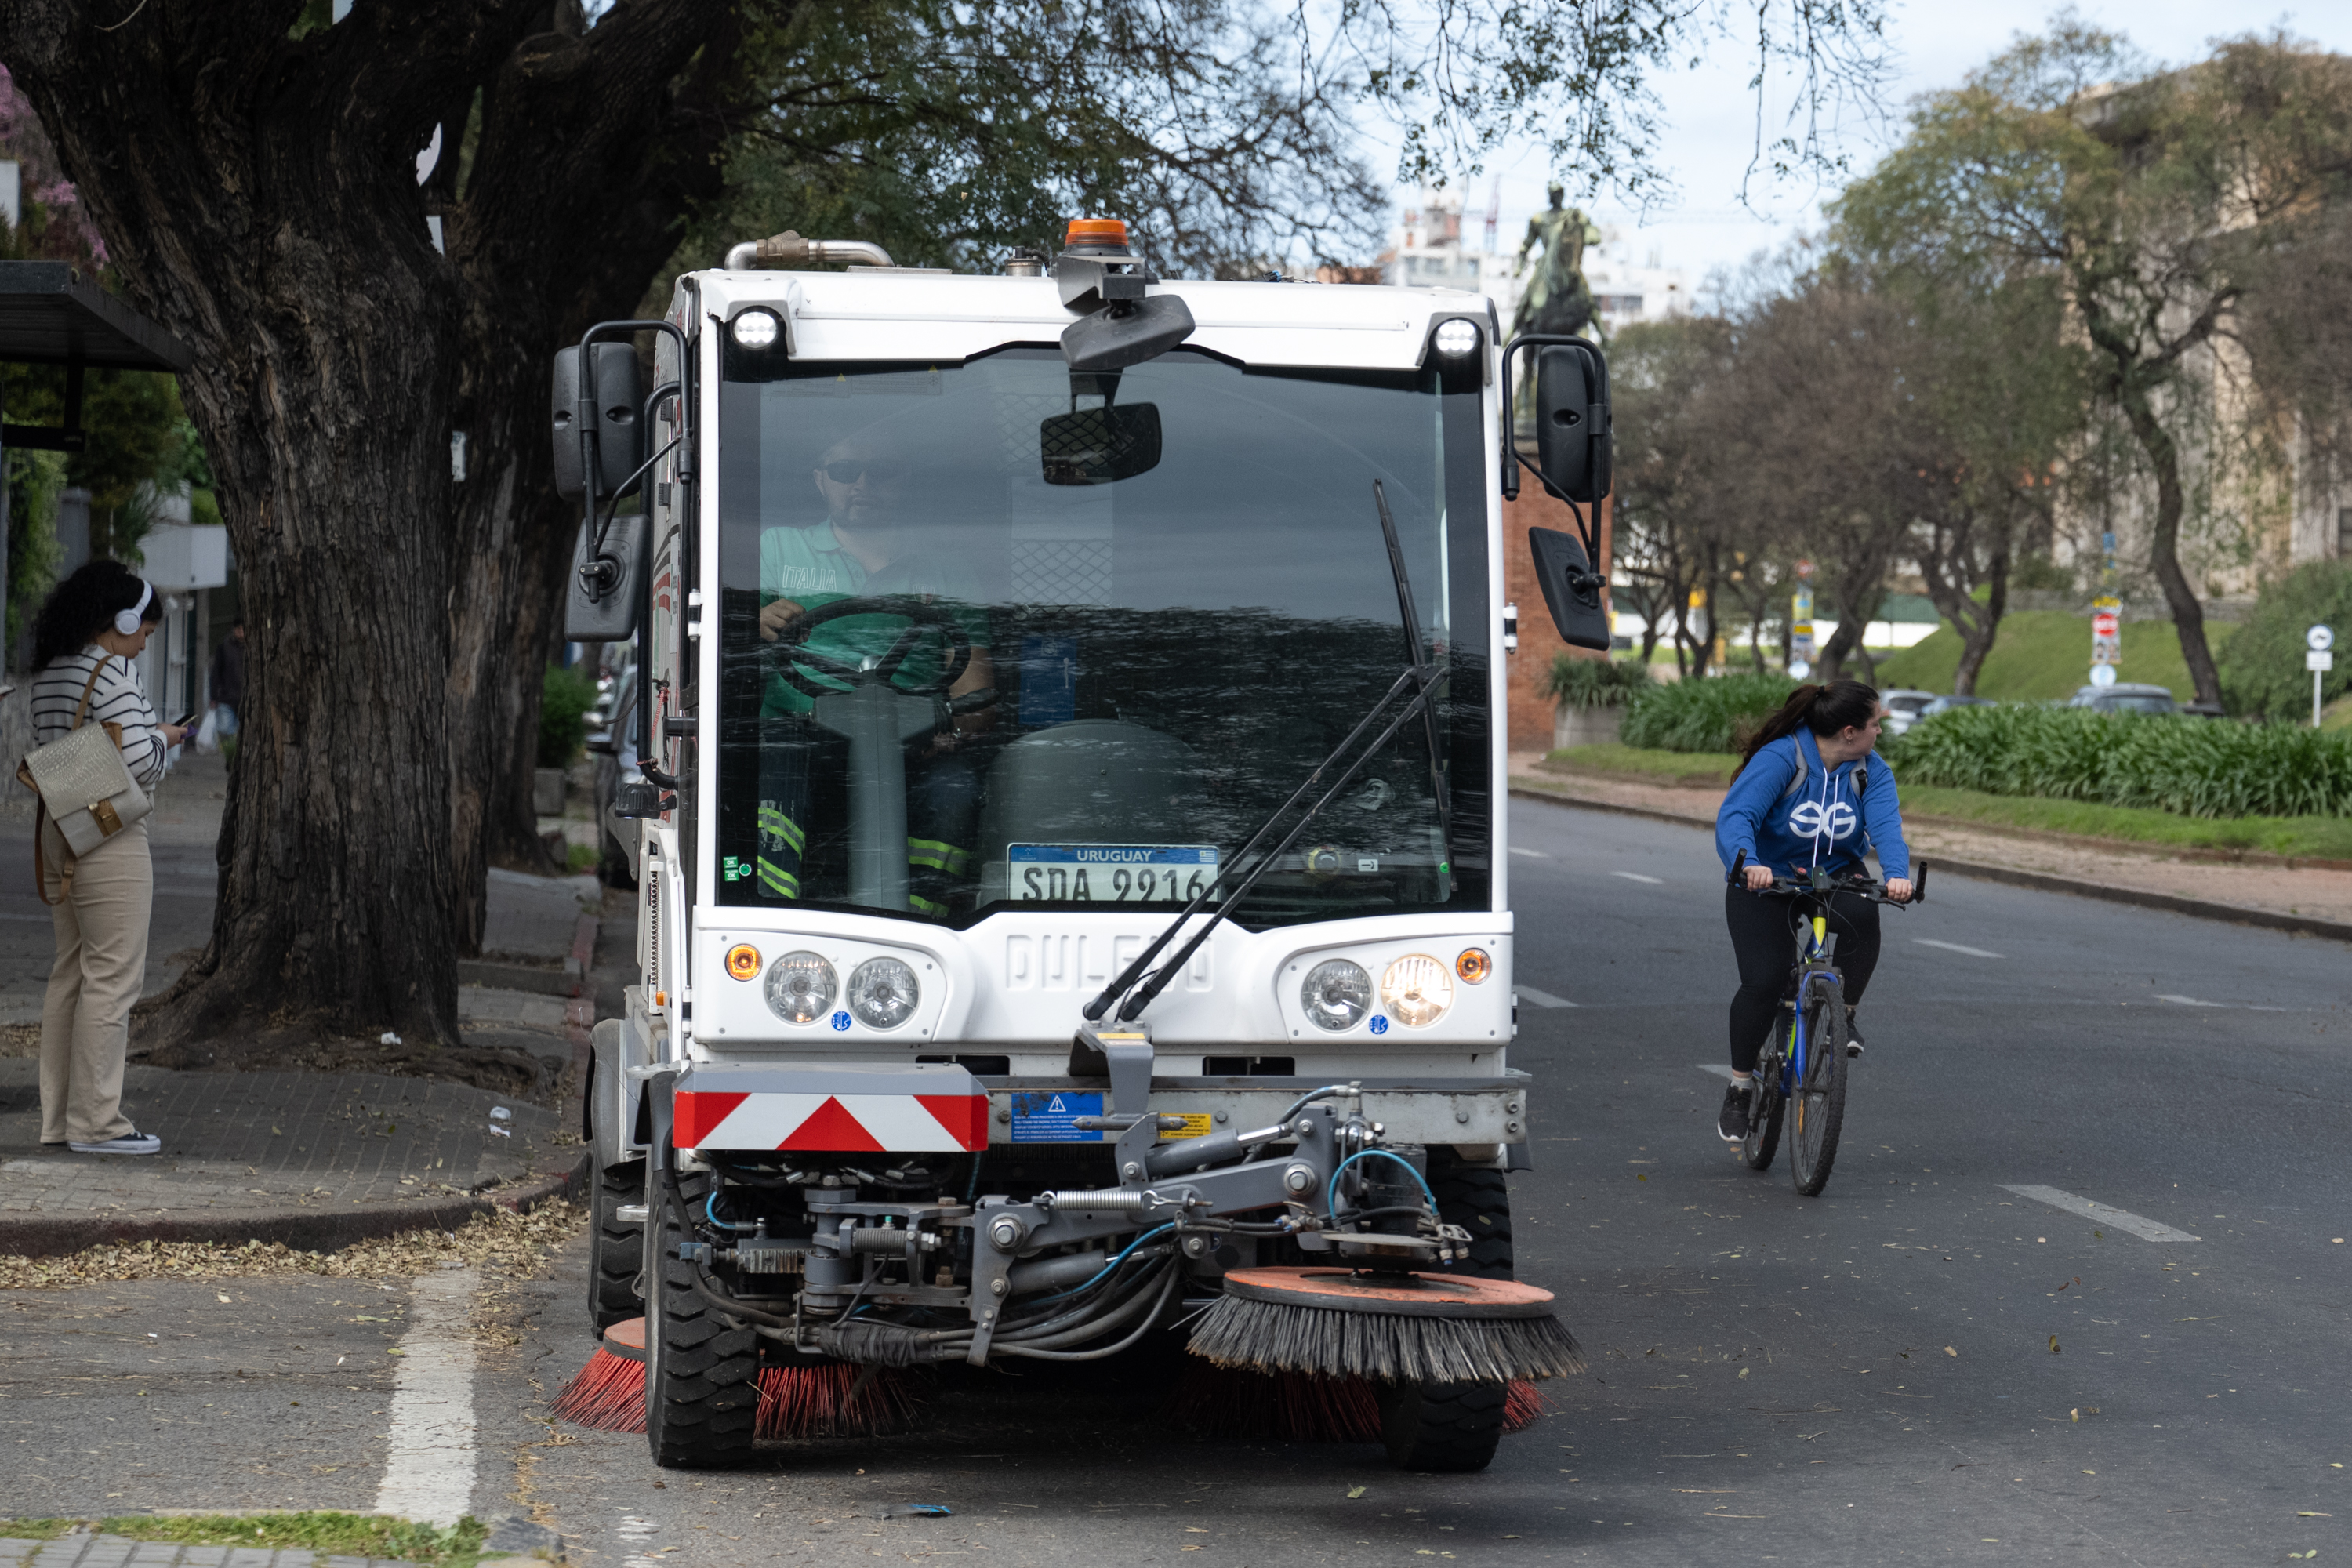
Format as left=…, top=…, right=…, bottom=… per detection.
left=70, top=1130, right=161, bottom=1156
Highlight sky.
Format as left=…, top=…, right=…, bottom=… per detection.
left=1423, top=0, right=2352, bottom=293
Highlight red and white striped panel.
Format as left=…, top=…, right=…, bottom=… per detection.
left=675, top=1089, right=987, bottom=1153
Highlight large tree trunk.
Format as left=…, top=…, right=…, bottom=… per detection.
left=2113, top=376, right=2223, bottom=706
left=2, top=0, right=746, bottom=1035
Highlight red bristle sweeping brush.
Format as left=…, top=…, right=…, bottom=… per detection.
left=1160, top=1362, right=1546, bottom=1443
left=551, top=1317, right=920, bottom=1439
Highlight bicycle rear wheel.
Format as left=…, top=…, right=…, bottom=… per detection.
left=1741, top=1042, right=1785, bottom=1171
left=1788, top=978, right=1849, bottom=1196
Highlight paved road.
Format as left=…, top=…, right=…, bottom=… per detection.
left=7, top=798, right=2347, bottom=1563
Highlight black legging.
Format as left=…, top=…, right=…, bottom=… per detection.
left=1723, top=885, right=1881, bottom=1073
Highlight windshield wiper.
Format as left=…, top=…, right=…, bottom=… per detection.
left=1082, top=478, right=1453, bottom=1025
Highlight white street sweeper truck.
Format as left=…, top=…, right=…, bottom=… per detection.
left=557, top=218, right=1614, bottom=1472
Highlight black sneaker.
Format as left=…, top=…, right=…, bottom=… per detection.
left=1717, top=1082, right=1750, bottom=1142
left=1846, top=1031, right=1864, bottom=1060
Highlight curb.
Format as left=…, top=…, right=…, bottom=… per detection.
left=1508, top=781, right=2352, bottom=947
left=0, top=1152, right=590, bottom=1261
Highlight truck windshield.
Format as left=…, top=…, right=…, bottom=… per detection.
left=712, top=341, right=1490, bottom=929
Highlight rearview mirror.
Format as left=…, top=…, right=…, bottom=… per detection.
left=1527, top=526, right=1610, bottom=651
left=1040, top=403, right=1163, bottom=485
left=566, top=514, right=648, bottom=642
left=551, top=343, right=645, bottom=502
left=1532, top=342, right=1611, bottom=504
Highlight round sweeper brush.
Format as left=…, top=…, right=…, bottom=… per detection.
left=1189, top=1268, right=1584, bottom=1385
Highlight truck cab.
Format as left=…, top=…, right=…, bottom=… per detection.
left=559, top=220, right=1609, bottom=1471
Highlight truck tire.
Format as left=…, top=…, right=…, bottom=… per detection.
left=1379, top=1377, right=1506, bottom=1472
left=588, top=1157, right=644, bottom=1334
left=645, top=1167, right=760, bottom=1468
left=1427, top=1148, right=1514, bottom=1279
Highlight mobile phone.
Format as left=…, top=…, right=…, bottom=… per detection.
left=171, top=710, right=198, bottom=730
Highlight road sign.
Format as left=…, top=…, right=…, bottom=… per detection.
left=2309, top=624, right=2336, bottom=653
left=2309, top=649, right=2335, bottom=672
left=1788, top=659, right=1812, bottom=681
left=2089, top=663, right=2118, bottom=688
left=2091, top=594, right=2122, bottom=669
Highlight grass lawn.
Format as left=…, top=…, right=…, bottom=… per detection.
left=1537, top=742, right=2352, bottom=861
left=1871, top=611, right=2238, bottom=703
left=0, top=1515, right=492, bottom=1566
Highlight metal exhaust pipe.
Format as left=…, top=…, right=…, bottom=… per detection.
left=724, top=231, right=896, bottom=270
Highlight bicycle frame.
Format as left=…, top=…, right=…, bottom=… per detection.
left=1771, top=906, right=1842, bottom=1102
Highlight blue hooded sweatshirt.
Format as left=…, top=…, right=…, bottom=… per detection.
left=1715, top=728, right=1911, bottom=881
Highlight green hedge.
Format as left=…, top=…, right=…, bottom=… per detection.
left=1544, top=653, right=1654, bottom=709
left=1620, top=671, right=1798, bottom=753
left=538, top=662, right=599, bottom=769
left=1886, top=703, right=2352, bottom=818
left=2216, top=561, right=2352, bottom=721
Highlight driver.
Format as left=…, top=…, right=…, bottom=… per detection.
left=755, top=424, right=996, bottom=916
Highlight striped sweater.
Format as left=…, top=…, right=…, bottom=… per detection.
left=31, top=647, right=167, bottom=793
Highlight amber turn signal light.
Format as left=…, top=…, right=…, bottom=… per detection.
left=1065, top=216, right=1131, bottom=248
left=1456, top=948, right=1491, bottom=984
left=725, top=944, right=762, bottom=981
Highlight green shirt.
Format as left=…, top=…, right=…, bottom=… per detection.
left=759, top=522, right=989, bottom=716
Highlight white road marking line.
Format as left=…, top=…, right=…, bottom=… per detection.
left=2000, top=1185, right=2200, bottom=1243
left=1696, top=1064, right=1736, bottom=1080
left=2154, top=994, right=2224, bottom=1007
left=372, top=1268, right=479, bottom=1526
left=1516, top=986, right=1577, bottom=1009
left=1509, top=846, right=1549, bottom=858
left=1915, top=938, right=2003, bottom=959
left=1611, top=871, right=1664, bottom=884
left=617, top=1513, right=664, bottom=1568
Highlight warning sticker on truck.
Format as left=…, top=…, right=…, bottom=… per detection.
left=1009, top=1091, right=1103, bottom=1142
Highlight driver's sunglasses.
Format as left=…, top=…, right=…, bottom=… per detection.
left=821, top=458, right=909, bottom=485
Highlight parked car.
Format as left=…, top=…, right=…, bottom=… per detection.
left=1918, top=693, right=1996, bottom=721
left=1879, top=688, right=1940, bottom=735
left=2068, top=682, right=2178, bottom=715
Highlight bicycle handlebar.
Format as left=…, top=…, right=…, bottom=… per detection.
left=1726, top=849, right=1927, bottom=905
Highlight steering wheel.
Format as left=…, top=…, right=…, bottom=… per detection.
left=762, top=595, right=975, bottom=700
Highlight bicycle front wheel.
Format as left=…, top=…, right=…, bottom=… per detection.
left=1788, top=978, right=1849, bottom=1197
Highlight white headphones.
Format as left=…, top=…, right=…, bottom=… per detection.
left=115, top=580, right=154, bottom=637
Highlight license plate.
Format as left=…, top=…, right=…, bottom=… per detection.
left=1007, top=844, right=1220, bottom=902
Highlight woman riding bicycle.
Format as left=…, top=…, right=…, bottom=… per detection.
left=1713, top=679, right=1913, bottom=1143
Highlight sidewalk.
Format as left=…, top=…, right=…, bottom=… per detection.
left=0, top=748, right=615, bottom=1259
left=1511, top=753, right=2352, bottom=938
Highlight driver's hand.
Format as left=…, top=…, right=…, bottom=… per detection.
left=1742, top=863, right=1775, bottom=891
left=758, top=597, right=806, bottom=642
left=1885, top=877, right=1914, bottom=903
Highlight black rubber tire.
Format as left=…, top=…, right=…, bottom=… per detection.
left=645, top=1167, right=760, bottom=1468
left=1788, top=979, right=1849, bottom=1198
left=588, top=1158, right=645, bottom=1334
left=1379, top=1377, right=1507, bottom=1472
left=1741, top=1038, right=1786, bottom=1172
left=1425, top=1147, right=1514, bottom=1279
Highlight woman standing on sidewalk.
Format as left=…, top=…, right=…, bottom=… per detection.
left=29, top=561, right=187, bottom=1156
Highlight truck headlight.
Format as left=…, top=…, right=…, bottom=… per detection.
left=764, top=951, right=837, bottom=1025
left=1432, top=318, right=1480, bottom=358
left=1380, top=953, right=1454, bottom=1027
left=847, top=956, right=920, bottom=1029
left=1301, top=959, right=1372, bottom=1032
left=731, top=309, right=781, bottom=349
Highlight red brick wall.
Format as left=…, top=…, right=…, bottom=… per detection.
left=1501, top=488, right=1613, bottom=752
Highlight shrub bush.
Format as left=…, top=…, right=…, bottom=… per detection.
left=1619, top=671, right=1797, bottom=753
left=1544, top=653, right=1653, bottom=709
left=2216, top=561, right=2352, bottom=720
left=539, top=662, right=599, bottom=768
left=1887, top=703, right=2352, bottom=818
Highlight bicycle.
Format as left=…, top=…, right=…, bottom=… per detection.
left=1722, top=854, right=1927, bottom=1196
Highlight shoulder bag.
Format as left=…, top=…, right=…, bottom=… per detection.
left=16, top=658, right=151, bottom=904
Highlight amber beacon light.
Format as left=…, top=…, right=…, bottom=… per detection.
left=1456, top=948, right=1492, bottom=984
left=725, top=943, right=762, bottom=981
left=1063, top=217, right=1133, bottom=254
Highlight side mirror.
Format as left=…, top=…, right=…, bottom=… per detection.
left=567, top=514, right=649, bottom=641
left=551, top=343, right=645, bottom=502
left=1040, top=403, right=1163, bottom=485
left=1532, top=343, right=1611, bottom=504
left=1527, top=527, right=1610, bottom=651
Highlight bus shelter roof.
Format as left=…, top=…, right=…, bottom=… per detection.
left=0, top=260, right=191, bottom=372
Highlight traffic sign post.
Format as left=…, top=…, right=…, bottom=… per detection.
left=2309, top=625, right=2336, bottom=728
left=2091, top=594, right=2122, bottom=685
left=1790, top=582, right=1814, bottom=682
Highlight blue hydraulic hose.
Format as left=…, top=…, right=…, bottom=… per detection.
left=1324, top=1149, right=1439, bottom=1218
left=1029, top=1223, right=1177, bottom=1302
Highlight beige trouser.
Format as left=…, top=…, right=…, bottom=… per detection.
left=38, top=816, right=152, bottom=1145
